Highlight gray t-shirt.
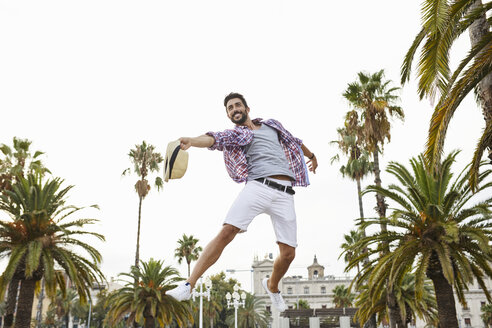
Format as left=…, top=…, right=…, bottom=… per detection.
left=244, top=123, right=295, bottom=181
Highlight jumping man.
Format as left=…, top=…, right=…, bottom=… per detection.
left=167, top=92, right=318, bottom=311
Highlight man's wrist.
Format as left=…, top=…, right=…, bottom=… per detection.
left=309, top=153, right=315, bottom=160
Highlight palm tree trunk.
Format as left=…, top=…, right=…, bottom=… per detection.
left=4, top=279, right=20, bottom=328
left=14, top=278, right=37, bottom=328
left=372, top=150, right=387, bottom=228
left=356, top=177, right=365, bottom=220
left=144, top=316, right=155, bottom=328
left=135, top=195, right=143, bottom=268
left=187, top=261, right=191, bottom=278
left=373, top=149, right=403, bottom=328
left=468, top=0, right=492, bottom=161
left=427, top=266, right=459, bottom=328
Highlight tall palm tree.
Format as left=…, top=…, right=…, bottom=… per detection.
left=105, top=258, right=192, bottom=328
left=122, top=141, right=164, bottom=269
left=0, top=137, right=50, bottom=191
left=342, top=69, right=404, bottom=328
left=347, top=152, right=492, bottom=328
left=340, top=229, right=364, bottom=274
left=0, top=137, right=50, bottom=328
left=331, top=124, right=374, bottom=223
left=332, top=285, right=355, bottom=308
left=174, top=234, right=202, bottom=277
left=225, top=293, right=270, bottom=328
left=401, top=0, right=492, bottom=186
left=0, top=174, right=105, bottom=328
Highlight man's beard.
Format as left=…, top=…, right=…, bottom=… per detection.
left=231, top=112, right=247, bottom=125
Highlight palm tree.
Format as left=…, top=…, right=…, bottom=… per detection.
left=50, top=288, right=78, bottom=328
left=347, top=152, right=492, bottom=328
left=331, top=124, right=374, bottom=224
left=340, top=229, right=364, bottom=274
left=225, top=293, right=270, bottom=328
left=342, top=69, right=404, bottom=328
left=354, top=273, right=438, bottom=327
left=122, top=141, right=164, bottom=269
left=0, top=174, right=105, bottom=328
left=0, top=137, right=50, bottom=328
left=0, top=137, right=50, bottom=191
left=174, top=234, right=202, bottom=277
left=332, top=285, right=354, bottom=308
left=401, top=0, right=492, bottom=186
left=482, top=303, right=492, bottom=327
left=202, top=288, right=223, bottom=328
left=105, top=258, right=192, bottom=328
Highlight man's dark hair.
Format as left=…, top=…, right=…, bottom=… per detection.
left=224, top=92, right=248, bottom=108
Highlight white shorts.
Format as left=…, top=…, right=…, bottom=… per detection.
left=224, top=178, right=297, bottom=248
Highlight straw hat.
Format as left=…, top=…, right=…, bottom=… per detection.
left=164, top=140, right=189, bottom=182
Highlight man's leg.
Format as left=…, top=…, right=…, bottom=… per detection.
left=267, top=242, right=295, bottom=292
left=187, top=224, right=240, bottom=288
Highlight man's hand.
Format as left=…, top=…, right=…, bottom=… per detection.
left=179, top=137, right=192, bottom=150
left=307, top=156, right=318, bottom=174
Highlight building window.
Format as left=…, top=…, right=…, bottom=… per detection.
left=482, top=301, right=486, bottom=308
left=464, top=318, right=471, bottom=327
left=287, top=287, right=293, bottom=295
left=288, top=305, right=293, bottom=309
left=304, top=287, right=309, bottom=294
left=266, top=306, right=271, bottom=313
left=313, top=270, right=318, bottom=278
left=322, top=305, right=327, bottom=309
left=321, top=286, right=326, bottom=294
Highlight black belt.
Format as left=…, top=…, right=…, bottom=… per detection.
left=255, top=178, right=295, bottom=195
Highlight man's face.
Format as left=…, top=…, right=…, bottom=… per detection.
left=226, top=98, right=249, bottom=125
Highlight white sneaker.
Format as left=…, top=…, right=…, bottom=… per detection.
left=262, top=278, right=287, bottom=312
left=167, top=282, right=192, bottom=301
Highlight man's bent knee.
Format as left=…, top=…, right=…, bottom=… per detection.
left=279, top=243, right=296, bottom=263
left=218, top=224, right=240, bottom=243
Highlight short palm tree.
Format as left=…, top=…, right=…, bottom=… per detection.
left=174, top=234, right=202, bottom=277
left=225, top=293, right=270, bottom=328
left=50, top=288, right=78, bottom=328
left=354, top=273, right=438, bottom=327
left=105, top=258, right=192, bottom=328
left=202, top=288, right=223, bottom=328
left=340, top=229, right=364, bottom=274
left=0, top=174, right=105, bottom=328
left=122, top=141, right=164, bottom=269
left=0, top=137, right=50, bottom=328
left=401, top=0, right=492, bottom=186
left=482, top=303, right=492, bottom=327
left=331, top=285, right=354, bottom=308
left=348, top=151, right=492, bottom=328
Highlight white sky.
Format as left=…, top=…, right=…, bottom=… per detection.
left=0, top=0, right=488, bottom=293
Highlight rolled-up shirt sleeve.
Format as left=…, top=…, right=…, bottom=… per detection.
left=205, top=128, right=252, bottom=151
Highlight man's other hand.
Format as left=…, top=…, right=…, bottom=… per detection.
left=179, top=137, right=192, bottom=150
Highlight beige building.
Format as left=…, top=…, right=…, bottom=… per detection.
left=252, top=255, right=492, bottom=328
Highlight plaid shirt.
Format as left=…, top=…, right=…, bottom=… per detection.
left=206, top=118, right=310, bottom=187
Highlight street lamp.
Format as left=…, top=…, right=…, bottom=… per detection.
left=226, top=284, right=246, bottom=328
left=192, top=277, right=213, bottom=328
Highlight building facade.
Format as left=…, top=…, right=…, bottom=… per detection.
left=252, top=255, right=492, bottom=328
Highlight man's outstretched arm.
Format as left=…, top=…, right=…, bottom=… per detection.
left=179, top=135, right=215, bottom=150
left=301, top=143, right=318, bottom=174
